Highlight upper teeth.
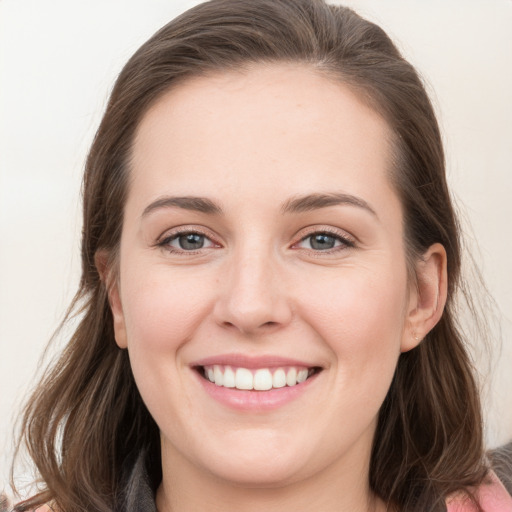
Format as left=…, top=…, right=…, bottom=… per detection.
left=204, top=365, right=311, bottom=391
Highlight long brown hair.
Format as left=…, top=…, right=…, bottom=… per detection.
left=13, top=1, right=488, bottom=510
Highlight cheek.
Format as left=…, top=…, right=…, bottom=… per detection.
left=294, top=261, right=408, bottom=375
left=118, top=264, right=216, bottom=424
left=120, top=265, right=214, bottom=354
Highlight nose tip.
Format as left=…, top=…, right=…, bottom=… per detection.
left=213, top=257, right=292, bottom=335
left=220, top=308, right=287, bottom=335
left=221, top=318, right=281, bottom=336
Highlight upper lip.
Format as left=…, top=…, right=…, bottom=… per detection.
left=191, top=353, right=321, bottom=369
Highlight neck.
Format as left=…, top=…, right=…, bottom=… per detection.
left=156, top=437, right=387, bottom=512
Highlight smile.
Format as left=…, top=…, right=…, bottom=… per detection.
left=191, top=355, right=323, bottom=410
left=199, top=365, right=320, bottom=391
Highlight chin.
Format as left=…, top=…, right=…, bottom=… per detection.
left=191, top=430, right=314, bottom=487
left=206, top=456, right=306, bottom=488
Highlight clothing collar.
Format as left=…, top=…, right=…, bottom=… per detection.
left=122, top=452, right=157, bottom=512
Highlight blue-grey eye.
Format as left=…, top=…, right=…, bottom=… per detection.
left=310, top=233, right=337, bottom=250
left=297, top=232, right=346, bottom=251
left=164, top=232, right=216, bottom=251
left=177, top=233, right=205, bottom=250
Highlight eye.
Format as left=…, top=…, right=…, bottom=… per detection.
left=158, top=230, right=218, bottom=252
left=296, top=231, right=354, bottom=251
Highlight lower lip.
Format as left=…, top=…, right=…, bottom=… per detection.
left=194, top=370, right=320, bottom=411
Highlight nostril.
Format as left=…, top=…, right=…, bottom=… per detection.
left=220, top=320, right=279, bottom=333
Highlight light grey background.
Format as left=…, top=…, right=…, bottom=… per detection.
left=1, top=0, right=511, bottom=490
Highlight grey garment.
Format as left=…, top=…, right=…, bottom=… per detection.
left=122, top=453, right=157, bottom=512
left=120, top=443, right=512, bottom=512
left=489, top=441, right=512, bottom=496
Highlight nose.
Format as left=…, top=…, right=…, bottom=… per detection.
left=213, top=249, right=293, bottom=336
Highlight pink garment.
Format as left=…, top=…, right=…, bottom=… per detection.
left=447, top=472, right=512, bottom=511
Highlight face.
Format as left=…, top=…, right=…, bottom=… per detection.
left=110, top=64, right=422, bottom=488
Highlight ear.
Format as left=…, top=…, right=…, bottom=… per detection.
left=401, top=243, right=448, bottom=352
left=95, top=250, right=128, bottom=349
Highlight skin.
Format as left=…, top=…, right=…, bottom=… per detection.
left=104, top=63, right=447, bottom=512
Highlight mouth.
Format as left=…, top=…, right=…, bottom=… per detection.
left=195, top=364, right=323, bottom=391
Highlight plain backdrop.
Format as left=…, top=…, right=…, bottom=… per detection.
left=1, top=0, right=511, bottom=489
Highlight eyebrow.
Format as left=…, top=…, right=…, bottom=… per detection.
left=281, top=192, right=377, bottom=217
left=141, top=196, right=223, bottom=217
left=141, top=192, right=377, bottom=219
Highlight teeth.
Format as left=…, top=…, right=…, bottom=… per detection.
left=223, top=366, right=235, bottom=388
left=254, top=369, right=272, bottom=391
left=204, top=365, right=315, bottom=390
left=272, top=368, right=287, bottom=388
left=286, top=368, right=297, bottom=387
left=297, top=369, right=308, bottom=383
left=235, top=368, right=253, bottom=390
left=214, top=366, right=224, bottom=386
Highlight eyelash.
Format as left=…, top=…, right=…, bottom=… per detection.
left=156, top=226, right=355, bottom=255
left=293, top=227, right=355, bottom=254
left=156, top=227, right=219, bottom=254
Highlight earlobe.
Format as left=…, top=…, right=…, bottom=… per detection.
left=94, top=250, right=128, bottom=349
left=401, top=243, right=448, bottom=352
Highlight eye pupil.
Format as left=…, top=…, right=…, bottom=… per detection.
left=179, top=233, right=204, bottom=250
left=310, top=234, right=336, bottom=250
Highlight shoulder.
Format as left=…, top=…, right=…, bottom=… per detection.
left=33, top=506, right=56, bottom=512
left=446, top=471, right=512, bottom=511
left=489, top=441, right=512, bottom=495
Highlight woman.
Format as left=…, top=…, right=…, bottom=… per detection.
left=10, top=0, right=512, bottom=511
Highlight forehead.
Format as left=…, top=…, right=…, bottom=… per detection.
left=129, top=63, right=398, bottom=216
